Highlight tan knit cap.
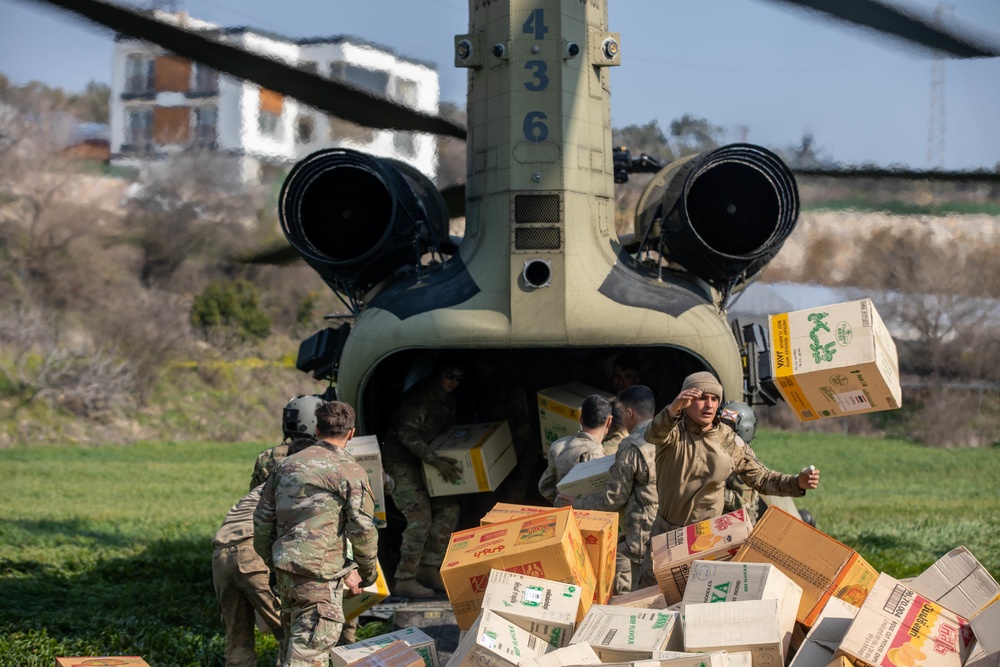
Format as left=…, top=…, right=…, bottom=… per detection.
left=681, top=371, right=723, bottom=398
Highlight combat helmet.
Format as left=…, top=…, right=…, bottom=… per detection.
left=282, top=395, right=324, bottom=439
left=719, top=401, right=757, bottom=443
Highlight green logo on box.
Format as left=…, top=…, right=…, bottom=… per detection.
left=837, top=321, right=852, bottom=346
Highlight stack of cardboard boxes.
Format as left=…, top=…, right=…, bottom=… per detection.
left=330, top=502, right=998, bottom=667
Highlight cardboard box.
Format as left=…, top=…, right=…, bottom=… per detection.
left=650, top=509, right=755, bottom=605
left=556, top=455, right=615, bottom=499
left=769, top=298, right=901, bottom=421
left=788, top=597, right=859, bottom=667
left=423, top=422, right=516, bottom=497
left=681, top=560, right=803, bottom=659
left=346, top=435, right=386, bottom=523
left=442, top=507, right=596, bottom=630
left=734, top=506, right=879, bottom=626
left=331, top=628, right=440, bottom=667
left=344, top=560, right=390, bottom=622
left=569, top=605, right=681, bottom=660
left=836, top=574, right=975, bottom=667
left=537, top=384, right=614, bottom=457
left=684, top=599, right=787, bottom=667
left=965, top=646, right=1000, bottom=667
left=971, top=593, right=1000, bottom=655
left=517, top=643, right=602, bottom=667
left=481, top=569, right=582, bottom=648
left=345, top=641, right=424, bottom=667
left=481, top=504, right=618, bottom=604
left=651, top=652, right=728, bottom=667
left=610, top=585, right=668, bottom=610
left=446, top=609, right=553, bottom=667
left=57, top=660, right=150, bottom=667
left=910, top=547, right=1000, bottom=619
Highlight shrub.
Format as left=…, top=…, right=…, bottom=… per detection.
left=190, top=279, right=271, bottom=348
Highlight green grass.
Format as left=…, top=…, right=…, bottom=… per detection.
left=754, top=429, right=1000, bottom=578
left=1, top=435, right=998, bottom=665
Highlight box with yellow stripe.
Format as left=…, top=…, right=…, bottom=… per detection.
left=768, top=298, right=902, bottom=422
left=423, top=421, right=516, bottom=497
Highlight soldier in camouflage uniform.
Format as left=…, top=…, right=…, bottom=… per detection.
left=250, top=395, right=324, bottom=490
left=538, top=394, right=612, bottom=506
left=382, top=355, right=466, bottom=598
left=561, top=385, right=658, bottom=595
left=601, top=398, right=628, bottom=456
left=254, top=401, right=378, bottom=667
left=640, top=372, right=821, bottom=581
left=213, top=484, right=285, bottom=667
left=720, top=401, right=763, bottom=524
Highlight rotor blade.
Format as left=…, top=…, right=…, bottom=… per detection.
left=23, top=0, right=468, bottom=139
left=794, top=167, right=1000, bottom=182
left=236, top=241, right=300, bottom=266
left=762, top=0, right=1000, bottom=58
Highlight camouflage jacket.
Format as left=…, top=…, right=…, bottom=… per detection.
left=645, top=409, right=801, bottom=528
left=538, top=431, right=605, bottom=505
left=575, top=420, right=657, bottom=564
left=382, top=377, right=455, bottom=465
left=253, top=440, right=378, bottom=585
left=213, top=485, right=264, bottom=550
left=250, top=437, right=317, bottom=490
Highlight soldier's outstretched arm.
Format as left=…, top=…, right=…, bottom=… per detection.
left=735, top=440, right=803, bottom=497
left=395, top=401, right=439, bottom=463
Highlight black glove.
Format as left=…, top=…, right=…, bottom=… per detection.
left=432, top=456, right=463, bottom=484
left=268, top=570, right=278, bottom=597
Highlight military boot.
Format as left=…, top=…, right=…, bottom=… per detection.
left=394, top=577, right=435, bottom=599
left=416, top=565, right=446, bottom=592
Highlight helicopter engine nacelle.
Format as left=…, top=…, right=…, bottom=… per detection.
left=634, top=143, right=799, bottom=289
left=279, top=148, right=450, bottom=297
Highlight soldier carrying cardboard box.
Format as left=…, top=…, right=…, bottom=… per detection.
left=558, top=385, right=659, bottom=596
left=537, top=395, right=613, bottom=506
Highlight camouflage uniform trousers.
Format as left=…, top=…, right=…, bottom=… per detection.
left=614, top=540, right=658, bottom=595
left=276, top=570, right=346, bottom=667
left=212, top=543, right=285, bottom=667
left=385, top=459, right=459, bottom=580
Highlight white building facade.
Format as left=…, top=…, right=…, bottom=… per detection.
left=109, top=12, right=441, bottom=184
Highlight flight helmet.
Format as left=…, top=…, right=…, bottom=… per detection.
left=282, top=395, right=324, bottom=439
left=720, top=401, right=757, bottom=443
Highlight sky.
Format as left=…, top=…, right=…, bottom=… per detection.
left=1, top=0, right=998, bottom=170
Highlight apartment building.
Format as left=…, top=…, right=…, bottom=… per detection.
left=109, top=11, right=441, bottom=184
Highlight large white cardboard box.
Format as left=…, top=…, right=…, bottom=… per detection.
left=481, top=569, right=582, bottom=648
left=681, top=560, right=802, bottom=659
left=910, top=547, right=1000, bottom=619
left=836, top=573, right=975, bottom=667
left=556, top=454, right=615, bottom=499
left=537, top=384, right=614, bottom=458
left=423, top=422, right=516, bottom=497
left=769, top=298, right=901, bottom=421
left=569, top=605, right=681, bottom=660
left=332, top=628, right=439, bottom=667
left=346, top=435, right=386, bottom=523
left=684, top=599, right=786, bottom=667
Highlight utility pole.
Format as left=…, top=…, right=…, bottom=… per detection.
left=927, top=3, right=952, bottom=169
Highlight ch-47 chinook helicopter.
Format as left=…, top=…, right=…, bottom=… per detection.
left=23, top=1, right=1000, bottom=444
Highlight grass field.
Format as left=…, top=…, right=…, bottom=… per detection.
left=1, top=432, right=998, bottom=666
